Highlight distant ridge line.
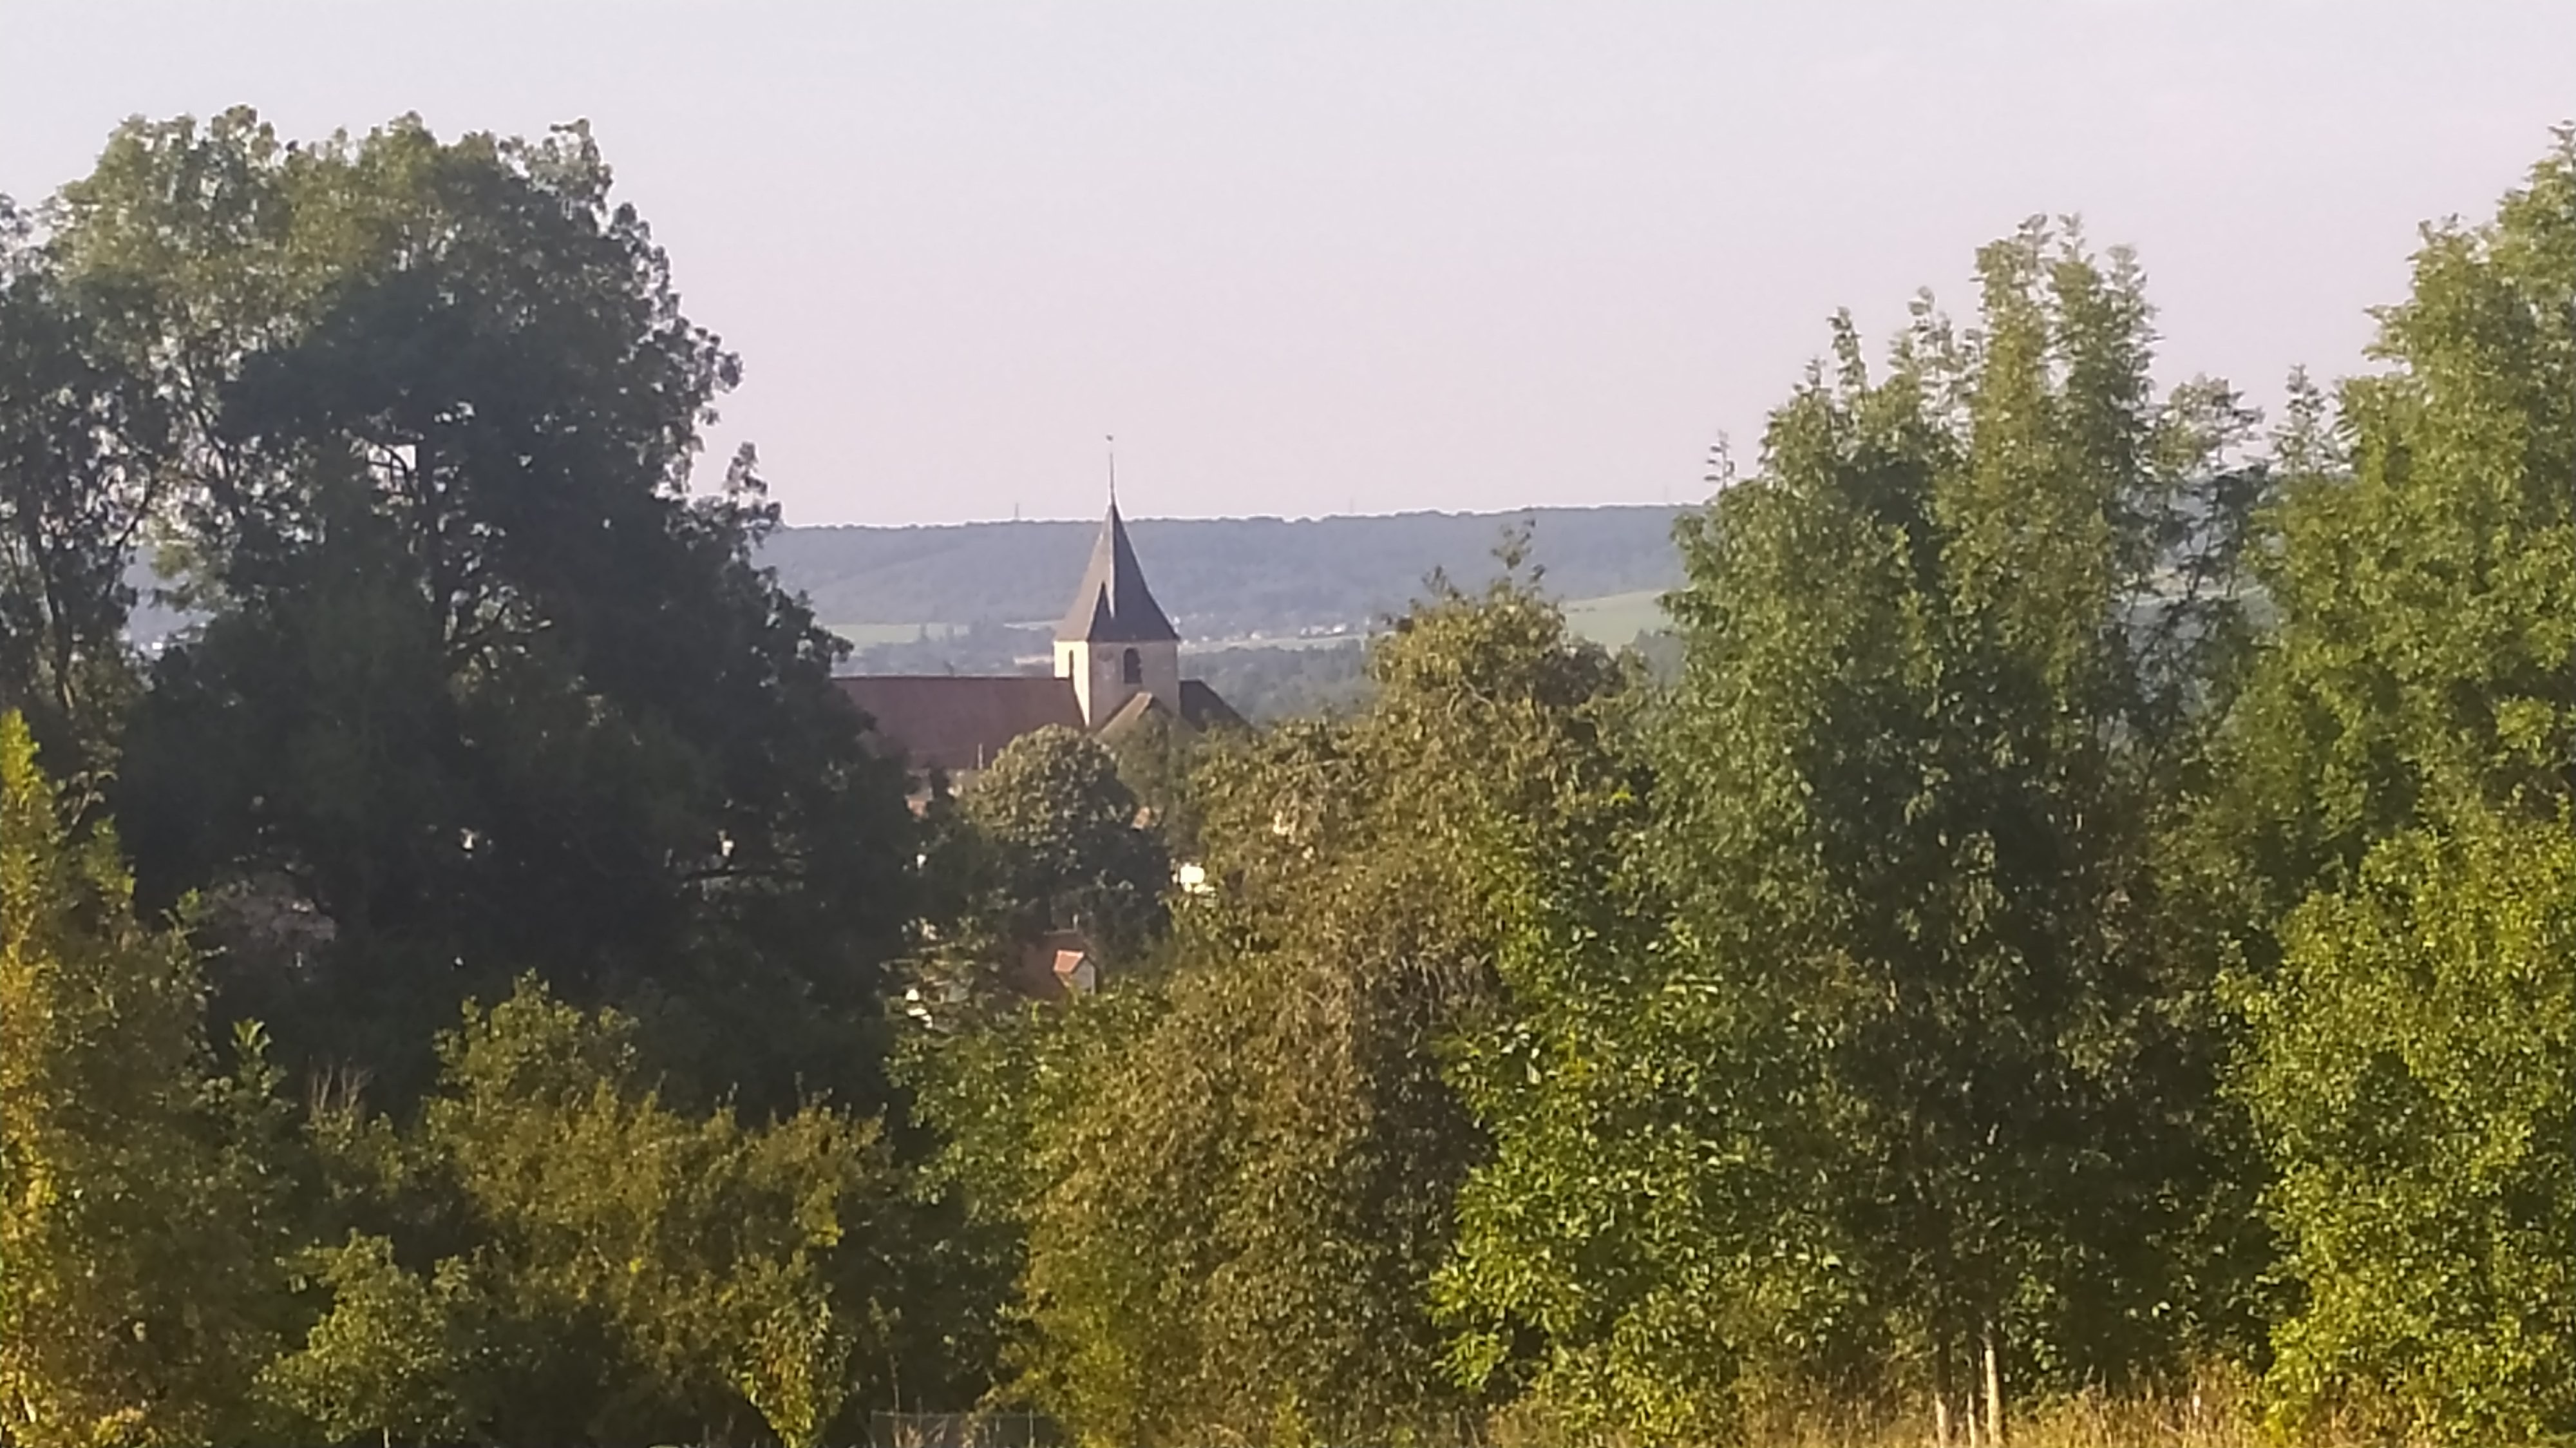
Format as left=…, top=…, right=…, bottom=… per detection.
left=759, top=504, right=1692, bottom=638
left=781, top=502, right=1691, bottom=531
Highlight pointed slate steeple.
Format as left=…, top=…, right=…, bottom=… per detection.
left=1055, top=500, right=1179, bottom=643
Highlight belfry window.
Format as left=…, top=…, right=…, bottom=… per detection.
left=1121, top=648, right=1143, bottom=685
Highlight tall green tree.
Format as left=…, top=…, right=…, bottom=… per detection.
left=1443, top=229, right=2271, bottom=1440
left=997, top=569, right=1638, bottom=1445
left=45, top=111, right=916, bottom=1104
left=2212, top=129, right=2575, bottom=917
left=2234, top=133, right=2576, bottom=1443
left=0, top=712, right=286, bottom=1445
left=0, top=200, right=162, bottom=772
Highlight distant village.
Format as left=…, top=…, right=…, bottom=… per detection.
left=837, top=499, right=1242, bottom=785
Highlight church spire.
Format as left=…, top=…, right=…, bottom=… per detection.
left=1055, top=492, right=1179, bottom=644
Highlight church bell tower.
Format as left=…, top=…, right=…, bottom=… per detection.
left=1053, top=499, right=1181, bottom=727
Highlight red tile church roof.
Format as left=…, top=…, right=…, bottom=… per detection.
left=835, top=675, right=1084, bottom=775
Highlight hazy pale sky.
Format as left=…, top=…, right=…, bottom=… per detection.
left=5, top=3, right=2571, bottom=525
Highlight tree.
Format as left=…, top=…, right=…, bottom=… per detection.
left=1442, top=227, right=2271, bottom=1441
left=2231, top=133, right=2576, bottom=1443
left=2210, top=129, right=2576, bottom=919
left=46, top=111, right=918, bottom=1105
left=1101, top=703, right=1213, bottom=861
left=998, top=569, right=1638, bottom=1445
left=0, top=199, right=161, bottom=773
left=0, top=712, right=285, bottom=1445
left=893, top=970, right=1168, bottom=1431
left=963, top=725, right=1170, bottom=959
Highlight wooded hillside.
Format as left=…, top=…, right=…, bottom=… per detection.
left=758, top=506, right=1689, bottom=636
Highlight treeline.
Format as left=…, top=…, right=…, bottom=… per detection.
left=1179, top=641, right=1374, bottom=721
left=1, top=110, right=942, bottom=1447
left=1, top=108, right=2572, bottom=1448
left=942, top=143, right=2572, bottom=1446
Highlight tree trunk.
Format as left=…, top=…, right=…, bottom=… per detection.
left=1982, top=1324, right=2005, bottom=1447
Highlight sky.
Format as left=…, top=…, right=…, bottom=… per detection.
left=3, top=3, right=2572, bottom=526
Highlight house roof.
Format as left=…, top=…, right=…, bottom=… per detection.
left=1094, top=689, right=1168, bottom=739
left=1094, top=679, right=1248, bottom=745
left=1055, top=501, right=1180, bottom=644
left=1180, top=680, right=1247, bottom=732
left=1010, top=928, right=1097, bottom=1002
left=835, top=674, right=1084, bottom=775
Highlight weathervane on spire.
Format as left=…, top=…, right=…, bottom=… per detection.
left=1106, top=433, right=1117, bottom=507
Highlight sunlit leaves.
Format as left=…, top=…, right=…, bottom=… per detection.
left=2237, top=132, right=2576, bottom=1444
left=0, top=713, right=285, bottom=1444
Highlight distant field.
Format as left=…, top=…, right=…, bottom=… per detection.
left=1562, top=589, right=1671, bottom=646
left=825, top=622, right=967, bottom=647
left=1184, top=631, right=1369, bottom=653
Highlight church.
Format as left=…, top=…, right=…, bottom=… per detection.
left=836, top=500, right=1243, bottom=784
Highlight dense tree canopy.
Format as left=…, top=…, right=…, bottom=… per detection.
left=1435, top=225, right=2273, bottom=1443
left=2212, top=132, right=2575, bottom=911
left=5, top=106, right=2575, bottom=1448
left=2, top=111, right=930, bottom=1446
left=271, top=979, right=911, bottom=1447
left=25, top=111, right=921, bottom=1105
left=969, top=568, right=1639, bottom=1446
left=961, top=725, right=1170, bottom=956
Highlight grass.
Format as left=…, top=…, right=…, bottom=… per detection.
left=1471, top=1366, right=2268, bottom=1448
left=1560, top=589, right=1671, bottom=647
left=825, top=622, right=968, bottom=647
left=867, top=1371, right=2278, bottom=1447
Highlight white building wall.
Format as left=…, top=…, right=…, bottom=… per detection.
left=1056, top=638, right=1180, bottom=726
left=1053, top=640, right=1090, bottom=721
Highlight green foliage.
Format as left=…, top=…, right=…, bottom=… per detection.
left=964, top=725, right=1170, bottom=957
left=2230, top=133, right=2576, bottom=1447
left=43, top=110, right=918, bottom=1107
left=0, top=201, right=159, bottom=772
left=984, top=570, right=1637, bottom=1445
left=2212, top=131, right=2576, bottom=923
left=1101, top=704, right=1209, bottom=858
left=0, top=712, right=286, bottom=1445
left=2246, top=815, right=2576, bottom=1444
left=12, top=95, right=2576, bottom=1448
left=1443, top=225, right=2271, bottom=1439
left=259, top=1234, right=494, bottom=1445
left=1181, top=640, right=1375, bottom=722
left=268, top=978, right=905, bottom=1447
left=895, top=980, right=1169, bottom=1430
